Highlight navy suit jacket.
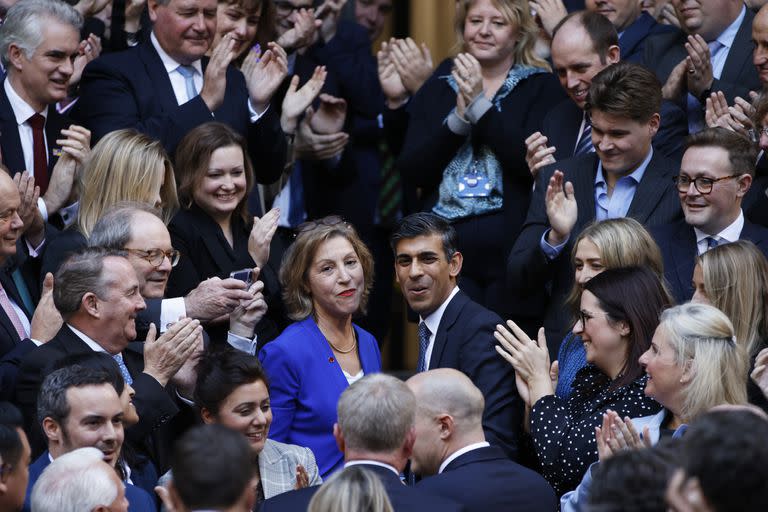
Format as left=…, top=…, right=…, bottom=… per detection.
left=259, top=464, right=465, bottom=512
left=75, top=42, right=285, bottom=186
left=541, top=98, right=688, bottom=164
left=416, top=445, right=557, bottom=512
left=428, top=290, right=522, bottom=461
left=652, top=218, right=768, bottom=303
left=619, top=12, right=677, bottom=64
left=507, top=151, right=683, bottom=354
left=23, top=452, right=156, bottom=512
left=0, top=265, right=32, bottom=359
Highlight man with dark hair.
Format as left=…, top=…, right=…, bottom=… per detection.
left=526, top=11, right=687, bottom=178
left=509, top=62, right=682, bottom=352
left=161, top=424, right=257, bottom=512
left=0, top=401, right=29, bottom=512
left=390, top=212, right=520, bottom=461
left=652, top=128, right=768, bottom=303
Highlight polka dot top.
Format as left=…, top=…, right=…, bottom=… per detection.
left=530, top=364, right=661, bottom=496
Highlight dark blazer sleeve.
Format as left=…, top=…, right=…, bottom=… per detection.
left=166, top=213, right=206, bottom=298
left=38, top=229, right=87, bottom=286
left=0, top=339, right=36, bottom=400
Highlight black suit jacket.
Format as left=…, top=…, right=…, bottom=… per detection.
left=75, top=42, right=285, bottom=187
left=652, top=218, right=768, bottom=303
left=259, top=464, right=465, bottom=512
left=0, top=266, right=32, bottom=359
left=15, top=324, right=178, bottom=456
left=428, top=290, right=522, bottom=461
left=541, top=98, right=688, bottom=164
left=643, top=9, right=760, bottom=106
left=620, top=12, right=677, bottom=64
left=416, top=446, right=557, bottom=512
left=507, top=151, right=683, bottom=353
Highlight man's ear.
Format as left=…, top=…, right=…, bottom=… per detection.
left=82, top=292, right=100, bottom=317
left=606, top=44, right=621, bottom=64
left=333, top=423, right=345, bottom=453
left=6, top=43, right=27, bottom=73
left=736, top=173, right=753, bottom=198
left=448, top=251, right=463, bottom=278
left=147, top=0, right=162, bottom=23
left=438, top=414, right=454, bottom=441
left=402, top=426, right=416, bottom=459
left=42, top=417, right=61, bottom=444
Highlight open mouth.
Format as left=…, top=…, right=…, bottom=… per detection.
left=338, top=289, right=356, bottom=297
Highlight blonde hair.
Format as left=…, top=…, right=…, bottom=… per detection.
left=567, top=218, right=668, bottom=312
left=454, top=0, right=550, bottom=70
left=308, top=466, right=393, bottom=512
left=660, top=303, right=748, bottom=422
left=280, top=218, right=374, bottom=321
left=698, top=240, right=768, bottom=357
left=77, top=130, right=178, bottom=237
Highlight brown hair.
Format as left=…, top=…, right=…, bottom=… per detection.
left=587, top=61, right=662, bottom=122
left=552, top=10, right=619, bottom=63
left=685, top=127, right=758, bottom=177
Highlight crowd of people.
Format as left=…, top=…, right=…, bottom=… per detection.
left=0, top=0, right=768, bottom=510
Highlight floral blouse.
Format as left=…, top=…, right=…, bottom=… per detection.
left=530, top=364, right=661, bottom=496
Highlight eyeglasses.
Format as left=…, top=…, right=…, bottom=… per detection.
left=295, top=215, right=349, bottom=235
left=274, top=1, right=312, bottom=16
left=672, top=174, right=743, bottom=194
left=748, top=127, right=768, bottom=143
left=125, top=248, right=180, bottom=267
left=578, top=309, right=609, bottom=326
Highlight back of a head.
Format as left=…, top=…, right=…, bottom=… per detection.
left=308, top=466, right=393, bottom=512
left=410, top=368, right=485, bottom=436
left=30, top=447, right=120, bottom=512
left=171, top=424, right=256, bottom=510
left=681, top=410, right=768, bottom=511
left=588, top=62, right=662, bottom=122
left=337, top=374, right=416, bottom=454
left=0, top=401, right=23, bottom=468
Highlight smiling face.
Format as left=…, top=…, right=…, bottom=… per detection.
left=639, top=325, right=686, bottom=411
left=463, top=0, right=518, bottom=68
left=307, top=236, right=365, bottom=321
left=193, top=144, right=248, bottom=222
left=572, top=290, right=629, bottom=377
left=0, top=174, right=23, bottom=265
left=274, top=0, right=312, bottom=38
left=672, top=0, right=741, bottom=39
left=119, top=382, right=139, bottom=428
left=574, top=238, right=605, bottom=286
left=586, top=0, right=642, bottom=31
left=213, top=1, right=260, bottom=58
left=149, top=0, right=217, bottom=65
left=207, top=379, right=272, bottom=454
left=753, top=9, right=768, bottom=86
left=94, top=257, right=146, bottom=353
left=125, top=212, right=174, bottom=299
left=590, top=109, right=659, bottom=176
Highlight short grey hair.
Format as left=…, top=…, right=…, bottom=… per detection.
left=53, top=248, right=127, bottom=319
left=89, top=202, right=163, bottom=250
left=36, top=365, right=114, bottom=430
left=337, top=374, right=416, bottom=453
left=0, top=0, right=82, bottom=68
left=30, top=447, right=120, bottom=512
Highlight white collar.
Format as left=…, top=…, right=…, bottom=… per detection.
left=421, top=286, right=460, bottom=335
left=438, top=442, right=490, bottom=474
left=66, top=324, right=110, bottom=354
left=3, top=79, right=46, bottom=126
left=693, top=209, right=744, bottom=245
left=345, top=460, right=399, bottom=476
left=150, top=32, right=203, bottom=76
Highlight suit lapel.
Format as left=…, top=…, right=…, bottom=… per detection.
left=44, top=106, right=70, bottom=174
left=138, top=43, right=184, bottom=116
left=669, top=222, right=697, bottom=299
left=190, top=206, right=239, bottom=273
left=627, top=152, right=674, bottom=223
left=721, top=9, right=753, bottom=82
left=430, top=291, right=467, bottom=369
left=0, top=83, right=26, bottom=174
left=571, top=155, right=598, bottom=231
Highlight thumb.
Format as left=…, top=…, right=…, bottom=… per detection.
left=550, top=360, right=559, bottom=379
left=43, top=272, right=55, bottom=294
left=564, top=180, right=575, bottom=198
left=146, top=323, right=157, bottom=343
left=287, top=74, right=299, bottom=94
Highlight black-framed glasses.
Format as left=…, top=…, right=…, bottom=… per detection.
left=274, top=0, right=312, bottom=16
left=295, top=215, right=349, bottom=235
left=577, top=309, right=609, bottom=326
left=672, top=174, right=743, bottom=194
left=125, top=248, right=180, bottom=267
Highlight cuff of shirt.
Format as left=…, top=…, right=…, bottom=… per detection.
left=37, top=197, right=48, bottom=222
left=248, top=100, right=269, bottom=123
left=540, top=229, right=569, bottom=260
left=175, top=389, right=195, bottom=406
left=227, top=332, right=258, bottom=355
left=446, top=109, right=471, bottom=135
left=465, top=95, right=492, bottom=124
left=160, top=297, right=187, bottom=333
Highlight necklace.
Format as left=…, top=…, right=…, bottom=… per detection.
left=327, top=335, right=357, bottom=354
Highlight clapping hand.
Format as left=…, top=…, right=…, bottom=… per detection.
left=545, top=170, right=577, bottom=246
left=309, top=94, right=347, bottom=135
left=248, top=208, right=280, bottom=268
left=389, top=37, right=434, bottom=94
left=595, top=409, right=651, bottom=462
left=281, top=66, right=327, bottom=134
left=494, top=320, right=553, bottom=406
left=243, top=42, right=289, bottom=113
left=525, top=132, right=557, bottom=180
left=452, top=53, right=483, bottom=118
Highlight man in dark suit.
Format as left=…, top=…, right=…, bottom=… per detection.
left=0, top=402, right=31, bottom=512
left=391, top=213, right=521, bottom=461
left=14, top=247, right=202, bottom=454
left=260, top=374, right=464, bottom=512
left=508, top=62, right=682, bottom=354
left=407, top=368, right=557, bottom=512
left=643, top=0, right=760, bottom=133
left=653, top=128, right=768, bottom=303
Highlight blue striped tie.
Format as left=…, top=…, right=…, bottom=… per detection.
left=574, top=117, right=594, bottom=156
left=176, top=65, right=198, bottom=103
left=113, top=353, right=133, bottom=386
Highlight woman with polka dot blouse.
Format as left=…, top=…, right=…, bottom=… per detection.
left=495, top=267, right=667, bottom=495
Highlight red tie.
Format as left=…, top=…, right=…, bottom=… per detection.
left=27, top=113, right=48, bottom=195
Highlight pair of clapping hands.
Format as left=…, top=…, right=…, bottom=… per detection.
left=377, top=37, right=434, bottom=109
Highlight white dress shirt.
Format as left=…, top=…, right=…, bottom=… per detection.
left=438, top=441, right=490, bottom=474
left=694, top=210, right=744, bottom=255
left=421, top=286, right=460, bottom=371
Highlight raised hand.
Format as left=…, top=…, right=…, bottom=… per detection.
left=276, top=8, right=320, bottom=51
left=545, top=170, right=577, bottom=246
left=248, top=208, right=280, bottom=267
left=390, top=37, right=434, bottom=94
left=309, top=93, right=347, bottom=134
left=142, top=318, right=203, bottom=387
left=685, top=34, right=714, bottom=99
left=70, top=34, right=102, bottom=90
left=13, top=171, right=39, bottom=234
left=452, top=53, right=484, bottom=108
left=494, top=320, right=552, bottom=406
left=662, top=58, right=688, bottom=101
left=29, top=273, right=63, bottom=343
left=295, top=464, right=309, bottom=489
left=525, top=132, right=557, bottom=180
left=530, top=0, right=568, bottom=37
left=184, top=277, right=253, bottom=322
left=295, top=108, right=349, bottom=160
left=377, top=40, right=408, bottom=108
left=200, top=33, right=238, bottom=112
left=316, top=0, right=347, bottom=43
left=229, top=276, right=268, bottom=339
left=44, top=125, right=91, bottom=214
left=281, top=66, right=327, bottom=134
left=658, top=3, right=681, bottom=27
left=243, top=42, right=288, bottom=113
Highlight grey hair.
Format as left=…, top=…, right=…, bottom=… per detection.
left=30, top=447, right=120, bottom=512
left=308, top=466, right=394, bottom=512
left=36, top=365, right=114, bottom=430
left=0, top=0, right=82, bottom=68
left=89, top=202, right=163, bottom=250
left=337, top=374, right=416, bottom=453
left=53, top=248, right=127, bottom=319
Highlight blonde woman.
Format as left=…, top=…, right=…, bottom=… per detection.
left=308, top=466, right=393, bottom=512
left=395, top=0, right=565, bottom=316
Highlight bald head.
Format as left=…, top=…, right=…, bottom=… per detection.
left=0, top=171, right=23, bottom=264
left=407, top=369, right=485, bottom=426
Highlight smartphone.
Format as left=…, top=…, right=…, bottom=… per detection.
left=230, top=269, right=254, bottom=287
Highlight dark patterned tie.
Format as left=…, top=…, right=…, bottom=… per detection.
left=417, top=322, right=431, bottom=373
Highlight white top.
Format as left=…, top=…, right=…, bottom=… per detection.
left=3, top=78, right=47, bottom=176
left=150, top=32, right=204, bottom=106
left=342, top=368, right=364, bottom=386
left=420, top=286, right=460, bottom=371
left=345, top=459, right=399, bottom=476
left=694, top=209, right=744, bottom=255
left=438, top=441, right=490, bottom=474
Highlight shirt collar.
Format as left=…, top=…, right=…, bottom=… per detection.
left=345, top=460, right=399, bottom=476
left=714, top=5, right=746, bottom=50
left=3, top=78, right=46, bottom=126
left=421, top=286, right=460, bottom=335
left=150, top=32, right=203, bottom=76
left=66, top=323, right=109, bottom=354
left=438, top=442, right=490, bottom=474
left=595, top=147, right=653, bottom=188
left=694, top=209, right=744, bottom=244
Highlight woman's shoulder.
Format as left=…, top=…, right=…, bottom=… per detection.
left=263, top=319, right=318, bottom=354
left=262, top=439, right=316, bottom=462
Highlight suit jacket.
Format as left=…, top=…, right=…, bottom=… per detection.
left=75, top=41, right=285, bottom=187
left=0, top=265, right=32, bottom=359
left=15, top=324, right=178, bottom=457
left=23, top=452, right=156, bottom=512
left=259, top=463, right=465, bottom=512
left=652, top=218, right=768, bottom=303
left=619, top=12, right=677, bottom=64
left=541, top=98, right=688, bottom=164
left=416, top=445, right=558, bottom=512
left=429, top=290, right=522, bottom=461
left=258, top=317, right=382, bottom=478
left=507, top=151, right=683, bottom=353
left=0, top=80, right=70, bottom=178
left=642, top=9, right=760, bottom=106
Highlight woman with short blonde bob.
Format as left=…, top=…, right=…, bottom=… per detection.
left=308, top=466, right=393, bottom=512
left=259, top=217, right=381, bottom=478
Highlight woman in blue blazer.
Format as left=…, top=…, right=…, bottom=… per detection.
left=259, top=217, right=381, bottom=478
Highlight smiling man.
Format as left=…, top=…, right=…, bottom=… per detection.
left=390, top=212, right=521, bottom=461
left=652, top=128, right=768, bottom=303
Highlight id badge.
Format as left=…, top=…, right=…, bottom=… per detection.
left=457, top=171, right=491, bottom=198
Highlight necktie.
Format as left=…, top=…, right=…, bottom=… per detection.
left=687, top=40, right=724, bottom=133
left=574, top=116, right=594, bottom=156
left=176, top=65, right=198, bottom=103
left=0, top=282, right=26, bottom=340
left=113, top=353, right=133, bottom=386
left=27, top=113, right=48, bottom=194
left=417, top=322, right=431, bottom=373
left=706, top=236, right=721, bottom=250
left=377, top=139, right=402, bottom=227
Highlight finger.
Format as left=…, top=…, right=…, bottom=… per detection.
left=642, top=426, right=652, bottom=448
left=146, top=323, right=157, bottom=343
left=623, top=417, right=642, bottom=446
left=162, top=317, right=198, bottom=340
left=494, top=345, right=516, bottom=366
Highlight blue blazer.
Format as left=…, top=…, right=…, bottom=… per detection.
left=258, top=317, right=381, bottom=478
left=23, top=452, right=156, bottom=512
left=619, top=12, right=676, bottom=64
